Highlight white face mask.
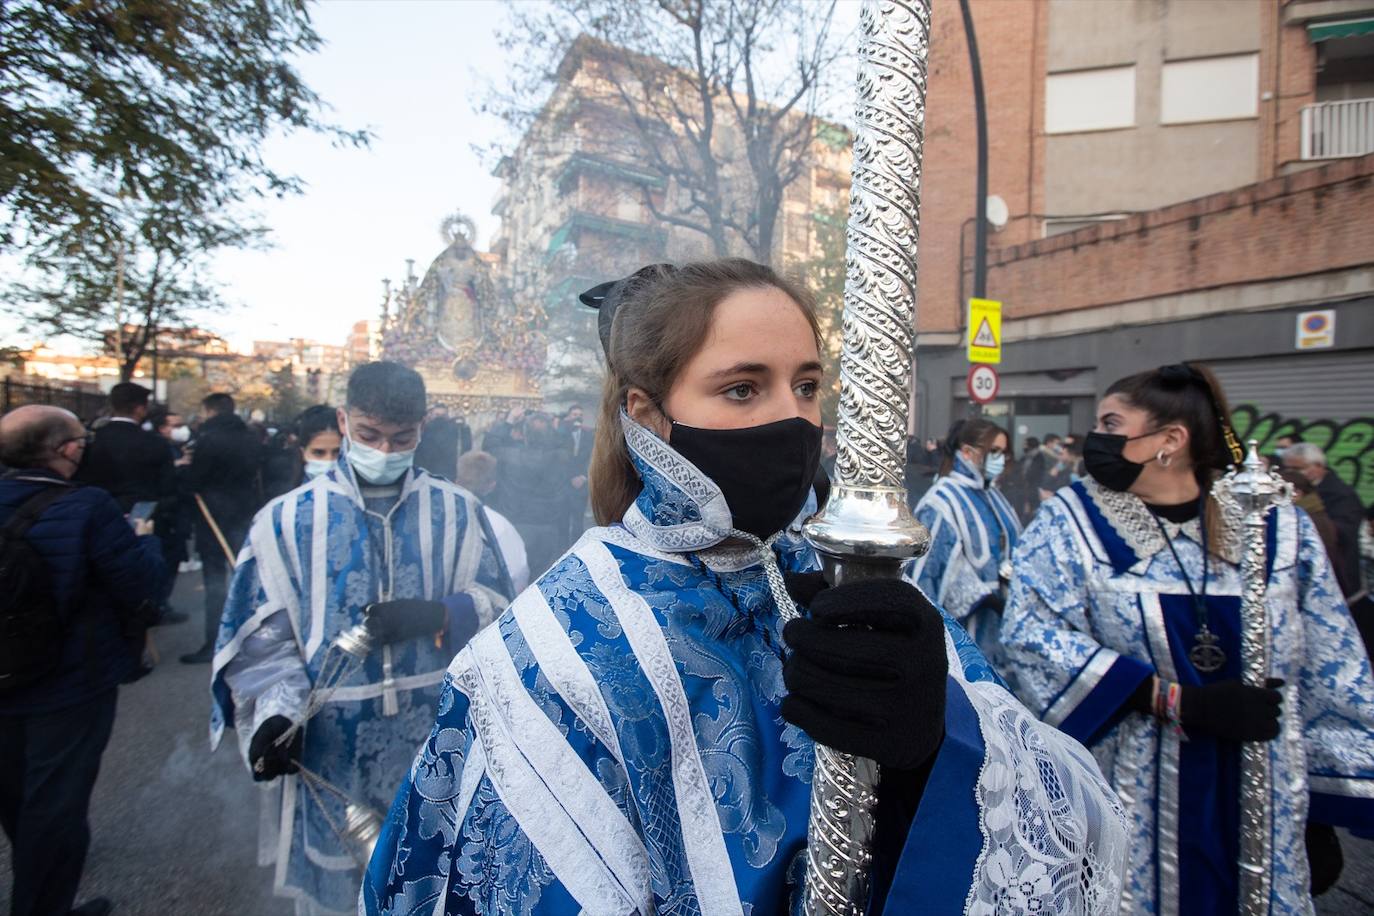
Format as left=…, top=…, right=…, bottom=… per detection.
left=303, top=458, right=335, bottom=479
left=983, top=451, right=1007, bottom=481
left=170, top=425, right=191, bottom=444
left=343, top=420, right=416, bottom=485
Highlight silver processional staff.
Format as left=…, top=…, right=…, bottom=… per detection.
left=801, top=0, right=933, bottom=911
left=1211, top=439, right=1290, bottom=915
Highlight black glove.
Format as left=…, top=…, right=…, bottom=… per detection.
left=248, top=715, right=302, bottom=783
left=782, top=570, right=829, bottom=607
left=972, top=590, right=1005, bottom=616
left=363, top=598, right=447, bottom=645
left=1181, top=678, right=1284, bottom=743
left=781, top=578, right=948, bottom=770
left=1307, top=821, right=1344, bottom=895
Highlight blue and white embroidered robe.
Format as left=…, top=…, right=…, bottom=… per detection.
left=210, top=462, right=510, bottom=915
left=1000, top=479, right=1374, bottom=915
left=361, top=414, right=1128, bottom=916
left=905, top=454, right=1021, bottom=661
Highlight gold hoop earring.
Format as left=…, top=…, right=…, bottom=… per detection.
left=1157, top=449, right=1172, bottom=468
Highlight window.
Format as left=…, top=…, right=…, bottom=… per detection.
left=1042, top=214, right=1129, bottom=238
left=1045, top=66, right=1136, bottom=134
left=1160, top=54, right=1259, bottom=124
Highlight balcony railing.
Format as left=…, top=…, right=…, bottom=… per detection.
left=1300, top=98, right=1374, bottom=160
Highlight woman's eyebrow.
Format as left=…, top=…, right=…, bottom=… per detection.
left=705, top=361, right=769, bottom=380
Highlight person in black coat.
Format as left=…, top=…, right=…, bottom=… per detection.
left=77, top=383, right=183, bottom=624
left=180, top=393, right=263, bottom=663
left=555, top=404, right=593, bottom=546
left=1284, top=442, right=1365, bottom=599
left=75, top=382, right=177, bottom=515
left=0, top=405, right=165, bottom=916
left=487, top=412, right=564, bottom=579
left=414, top=404, right=467, bottom=481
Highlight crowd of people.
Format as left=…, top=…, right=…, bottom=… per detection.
left=2, top=255, right=1373, bottom=916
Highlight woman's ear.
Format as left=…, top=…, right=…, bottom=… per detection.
left=626, top=388, right=669, bottom=438
left=1163, top=423, right=1192, bottom=466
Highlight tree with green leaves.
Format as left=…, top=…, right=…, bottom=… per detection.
left=1, top=0, right=365, bottom=377
left=9, top=201, right=244, bottom=381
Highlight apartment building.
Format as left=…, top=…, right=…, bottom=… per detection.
left=913, top=0, right=1373, bottom=488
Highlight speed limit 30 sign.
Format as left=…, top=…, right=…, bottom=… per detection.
left=967, top=364, right=999, bottom=404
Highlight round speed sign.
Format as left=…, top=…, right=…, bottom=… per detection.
left=967, top=364, right=1000, bottom=404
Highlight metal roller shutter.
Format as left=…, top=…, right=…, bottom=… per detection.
left=1203, top=349, right=1374, bottom=421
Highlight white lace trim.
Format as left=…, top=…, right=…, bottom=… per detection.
left=963, top=679, right=1128, bottom=916
left=1078, top=478, right=1242, bottom=565
left=467, top=625, right=653, bottom=907
left=509, top=587, right=625, bottom=763
left=620, top=411, right=736, bottom=553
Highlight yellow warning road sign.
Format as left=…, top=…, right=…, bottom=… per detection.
left=967, top=298, right=1002, bottom=365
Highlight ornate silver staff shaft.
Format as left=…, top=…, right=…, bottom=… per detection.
left=800, top=1, right=932, bottom=912
left=1213, top=440, right=1288, bottom=914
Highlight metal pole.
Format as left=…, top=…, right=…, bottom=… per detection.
left=957, top=0, right=988, bottom=299
left=800, top=0, right=932, bottom=911
left=1212, top=441, right=1286, bottom=914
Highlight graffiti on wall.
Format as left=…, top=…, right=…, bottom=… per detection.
left=1231, top=405, right=1374, bottom=507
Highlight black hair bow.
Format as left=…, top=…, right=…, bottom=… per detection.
left=578, top=263, right=676, bottom=361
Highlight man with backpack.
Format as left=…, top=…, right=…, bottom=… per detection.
left=0, top=405, right=166, bottom=916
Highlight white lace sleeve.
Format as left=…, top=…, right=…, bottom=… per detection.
left=963, top=680, right=1128, bottom=915
left=221, top=609, right=311, bottom=767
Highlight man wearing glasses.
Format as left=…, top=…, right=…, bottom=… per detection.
left=0, top=405, right=166, bottom=916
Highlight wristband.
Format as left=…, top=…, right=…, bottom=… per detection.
left=1150, top=676, right=1185, bottom=738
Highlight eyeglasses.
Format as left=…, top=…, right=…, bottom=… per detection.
left=60, top=433, right=94, bottom=448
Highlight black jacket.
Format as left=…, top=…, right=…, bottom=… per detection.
left=0, top=471, right=165, bottom=715
left=185, top=412, right=262, bottom=544
left=75, top=418, right=177, bottom=514
left=1317, top=471, right=1364, bottom=598
left=415, top=418, right=465, bottom=481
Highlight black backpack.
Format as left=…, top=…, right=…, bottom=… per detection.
left=0, top=484, right=72, bottom=694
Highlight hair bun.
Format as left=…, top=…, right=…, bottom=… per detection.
left=1157, top=363, right=1198, bottom=386
left=945, top=419, right=966, bottom=455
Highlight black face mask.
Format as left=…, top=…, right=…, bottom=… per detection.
left=669, top=417, right=823, bottom=539
left=1083, top=430, right=1161, bottom=492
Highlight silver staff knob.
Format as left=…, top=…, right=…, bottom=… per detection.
left=333, top=622, right=374, bottom=659
left=343, top=802, right=384, bottom=867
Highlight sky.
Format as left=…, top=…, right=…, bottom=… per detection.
left=201, top=0, right=514, bottom=352
left=5, top=0, right=861, bottom=355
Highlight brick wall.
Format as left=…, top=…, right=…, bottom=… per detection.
left=1258, top=2, right=1318, bottom=178
left=981, top=153, right=1374, bottom=319
left=916, top=0, right=1042, bottom=334
left=915, top=0, right=1323, bottom=333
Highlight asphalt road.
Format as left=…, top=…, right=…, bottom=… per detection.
left=2, top=573, right=1373, bottom=915
left=0, top=575, right=293, bottom=916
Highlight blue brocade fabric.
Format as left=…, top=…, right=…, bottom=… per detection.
left=210, top=461, right=510, bottom=914
left=1000, top=478, right=1374, bottom=915
left=361, top=415, right=1129, bottom=915
left=905, top=454, right=1022, bottom=667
